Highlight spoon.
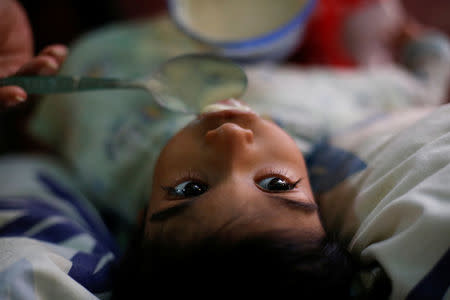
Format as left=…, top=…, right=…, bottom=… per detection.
left=0, top=53, right=248, bottom=114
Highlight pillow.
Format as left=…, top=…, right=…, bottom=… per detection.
left=308, top=105, right=450, bottom=299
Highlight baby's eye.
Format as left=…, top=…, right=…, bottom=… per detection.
left=257, top=177, right=297, bottom=192
left=166, top=180, right=208, bottom=198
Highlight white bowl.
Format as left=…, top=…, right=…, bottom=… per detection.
left=168, top=0, right=317, bottom=62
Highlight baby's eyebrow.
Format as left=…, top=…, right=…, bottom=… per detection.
left=149, top=194, right=317, bottom=223
left=149, top=199, right=196, bottom=222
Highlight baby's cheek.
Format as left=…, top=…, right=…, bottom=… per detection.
left=145, top=222, right=164, bottom=240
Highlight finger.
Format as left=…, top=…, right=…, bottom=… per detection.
left=0, top=86, right=27, bottom=107
left=16, top=45, right=68, bottom=76
left=39, top=44, right=68, bottom=66
left=16, top=55, right=60, bottom=76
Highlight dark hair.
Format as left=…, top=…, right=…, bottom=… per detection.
left=112, top=228, right=355, bottom=299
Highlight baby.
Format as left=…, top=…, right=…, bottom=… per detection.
left=112, top=99, right=355, bottom=298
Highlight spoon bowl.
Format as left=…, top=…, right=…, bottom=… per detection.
left=146, top=54, right=248, bottom=113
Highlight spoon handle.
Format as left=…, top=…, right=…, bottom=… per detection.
left=0, top=76, right=141, bottom=94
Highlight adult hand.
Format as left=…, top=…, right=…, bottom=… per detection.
left=0, top=0, right=67, bottom=107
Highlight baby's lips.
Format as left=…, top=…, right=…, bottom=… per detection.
left=200, top=98, right=253, bottom=114
left=216, top=98, right=244, bottom=106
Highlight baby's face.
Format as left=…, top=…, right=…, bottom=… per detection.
left=145, top=100, right=325, bottom=243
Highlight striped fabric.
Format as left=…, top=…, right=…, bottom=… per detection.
left=0, top=156, right=119, bottom=299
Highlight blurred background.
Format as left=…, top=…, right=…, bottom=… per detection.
left=18, top=0, right=164, bottom=51
left=17, top=0, right=450, bottom=67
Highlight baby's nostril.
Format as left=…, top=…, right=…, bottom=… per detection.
left=205, top=123, right=254, bottom=145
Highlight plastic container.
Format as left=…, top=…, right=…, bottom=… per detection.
left=168, top=0, right=317, bottom=62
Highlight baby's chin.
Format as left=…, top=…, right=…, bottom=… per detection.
left=200, top=98, right=254, bottom=114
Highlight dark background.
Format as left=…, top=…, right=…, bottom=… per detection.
left=18, top=0, right=168, bottom=51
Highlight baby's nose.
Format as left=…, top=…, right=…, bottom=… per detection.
left=205, top=123, right=254, bottom=150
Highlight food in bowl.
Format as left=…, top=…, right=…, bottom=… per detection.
left=169, top=0, right=317, bottom=61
